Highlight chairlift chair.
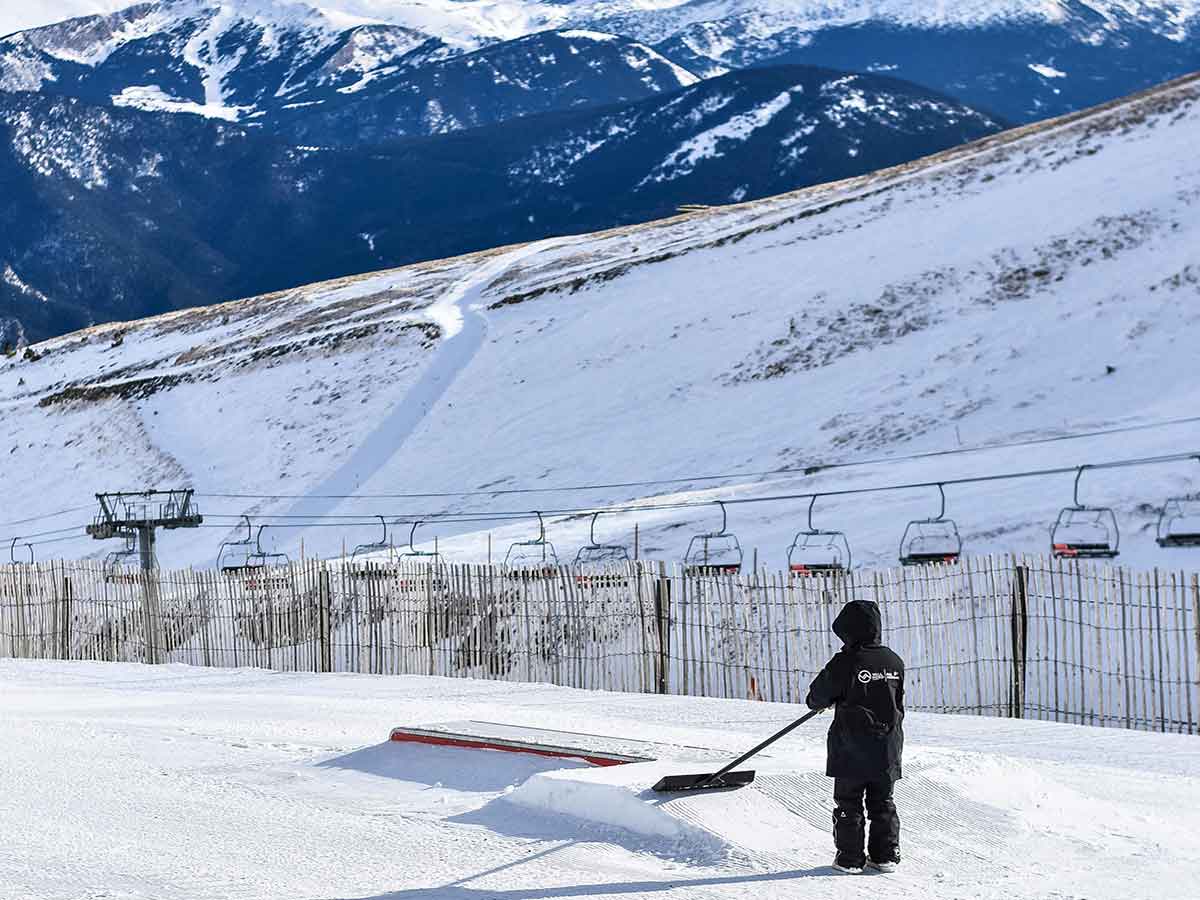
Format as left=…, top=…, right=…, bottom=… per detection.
left=1051, top=466, right=1120, bottom=559
left=10, top=537, right=34, bottom=565
left=396, top=520, right=447, bottom=589
left=899, top=484, right=963, bottom=567
left=683, top=501, right=743, bottom=576
left=788, top=496, right=851, bottom=577
left=1155, top=457, right=1200, bottom=548
left=239, top=526, right=292, bottom=591
left=505, top=512, right=560, bottom=579
left=399, top=521, right=445, bottom=566
left=246, top=525, right=291, bottom=567
left=345, top=516, right=399, bottom=581
left=218, top=516, right=261, bottom=574
left=352, top=516, right=394, bottom=562
left=103, top=531, right=141, bottom=583
left=574, top=513, right=631, bottom=586
left=1157, top=497, right=1200, bottom=548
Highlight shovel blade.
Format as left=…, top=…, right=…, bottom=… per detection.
left=651, top=770, right=756, bottom=793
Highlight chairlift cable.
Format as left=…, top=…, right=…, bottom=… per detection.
left=6, top=450, right=1200, bottom=552
left=190, top=415, right=1200, bottom=503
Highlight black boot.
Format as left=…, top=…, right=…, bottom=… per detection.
left=865, top=776, right=900, bottom=869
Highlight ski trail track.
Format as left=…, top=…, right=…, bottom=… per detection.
left=283, top=238, right=573, bottom=550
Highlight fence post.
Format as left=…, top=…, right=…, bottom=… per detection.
left=1010, top=563, right=1029, bottom=719
left=60, top=574, right=73, bottom=661
left=653, top=562, right=671, bottom=695
left=1193, top=574, right=1200, bottom=734
left=318, top=565, right=332, bottom=674
left=142, top=571, right=163, bottom=666
left=1153, top=569, right=1167, bottom=733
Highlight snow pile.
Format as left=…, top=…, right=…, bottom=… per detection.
left=506, top=764, right=719, bottom=843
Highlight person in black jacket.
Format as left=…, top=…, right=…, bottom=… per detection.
left=806, top=599, right=905, bottom=874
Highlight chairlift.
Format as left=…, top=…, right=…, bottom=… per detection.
left=246, top=525, right=291, bottom=568
left=505, top=512, right=560, bottom=578
left=240, top=526, right=292, bottom=591
left=400, top=520, right=445, bottom=565
left=1156, top=456, right=1200, bottom=548
left=345, top=516, right=398, bottom=582
left=788, top=496, right=851, bottom=577
left=574, top=512, right=631, bottom=586
left=899, top=483, right=963, bottom=567
left=394, top=520, right=447, bottom=590
left=352, top=516, right=394, bottom=562
left=1051, top=466, right=1119, bottom=559
left=9, top=537, right=34, bottom=565
left=218, top=516, right=260, bottom=574
left=683, top=501, right=743, bottom=576
left=103, top=531, right=141, bottom=583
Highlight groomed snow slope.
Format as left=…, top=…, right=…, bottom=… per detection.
left=1, top=660, right=1198, bottom=899
left=3, top=74, right=1200, bottom=570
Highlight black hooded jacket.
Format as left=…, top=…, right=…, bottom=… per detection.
left=806, top=600, right=905, bottom=780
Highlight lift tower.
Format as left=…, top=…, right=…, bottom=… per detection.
left=86, top=489, right=203, bottom=572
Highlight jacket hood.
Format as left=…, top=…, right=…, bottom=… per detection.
left=832, top=600, right=882, bottom=647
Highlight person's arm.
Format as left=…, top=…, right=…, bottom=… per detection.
left=805, top=653, right=845, bottom=711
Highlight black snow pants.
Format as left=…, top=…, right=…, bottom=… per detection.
left=833, top=776, right=900, bottom=866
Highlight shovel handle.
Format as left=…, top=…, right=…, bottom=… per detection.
left=698, top=707, right=826, bottom=788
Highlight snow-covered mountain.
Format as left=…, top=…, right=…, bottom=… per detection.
left=0, top=1, right=433, bottom=121
left=654, top=5, right=1200, bottom=122
left=0, top=2, right=703, bottom=139
left=271, top=29, right=700, bottom=144
left=4, top=1, right=1198, bottom=126
left=4, top=72, right=1198, bottom=573
left=0, top=65, right=998, bottom=341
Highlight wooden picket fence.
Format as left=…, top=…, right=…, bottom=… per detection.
left=1, top=555, right=1197, bottom=734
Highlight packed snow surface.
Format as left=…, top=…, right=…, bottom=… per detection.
left=1, top=660, right=1198, bottom=899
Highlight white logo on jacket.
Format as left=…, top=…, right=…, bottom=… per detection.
left=857, top=670, right=900, bottom=684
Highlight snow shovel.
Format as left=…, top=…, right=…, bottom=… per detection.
left=652, top=707, right=825, bottom=793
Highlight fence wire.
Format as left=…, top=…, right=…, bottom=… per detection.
left=1, top=556, right=1197, bottom=734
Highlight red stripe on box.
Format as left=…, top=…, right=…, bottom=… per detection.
left=388, top=728, right=643, bottom=767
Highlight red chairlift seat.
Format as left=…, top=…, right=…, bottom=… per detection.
left=1050, top=467, right=1119, bottom=560
left=788, top=496, right=851, bottom=578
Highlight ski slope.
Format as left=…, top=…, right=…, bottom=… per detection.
left=3, top=74, right=1200, bottom=571
left=1, top=659, right=1198, bottom=900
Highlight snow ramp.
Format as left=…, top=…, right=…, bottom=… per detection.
left=502, top=751, right=1138, bottom=878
